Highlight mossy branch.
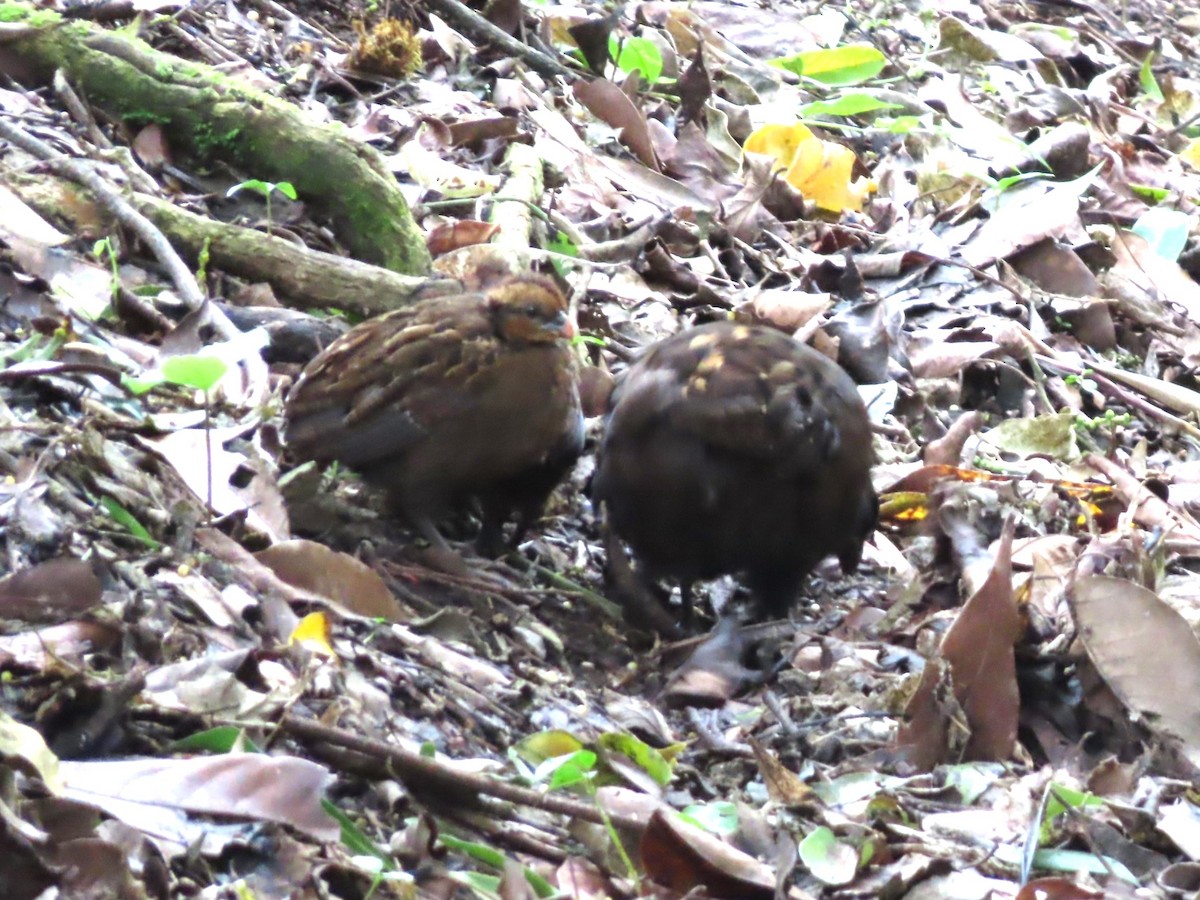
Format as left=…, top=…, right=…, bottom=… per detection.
left=2, top=5, right=430, bottom=274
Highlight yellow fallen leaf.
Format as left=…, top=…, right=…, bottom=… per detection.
left=1182, top=138, right=1200, bottom=170
left=785, top=138, right=870, bottom=211
left=744, top=122, right=816, bottom=162
left=289, top=611, right=336, bottom=658
left=744, top=121, right=873, bottom=212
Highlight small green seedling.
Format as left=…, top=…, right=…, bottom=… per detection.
left=609, top=34, right=664, bottom=84
left=123, top=353, right=231, bottom=516
left=92, top=236, right=121, bottom=311
left=226, top=179, right=298, bottom=236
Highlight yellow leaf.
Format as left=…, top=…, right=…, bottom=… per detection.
left=786, top=139, right=868, bottom=212
left=289, top=611, right=336, bottom=658
left=745, top=121, right=873, bottom=212
left=744, top=122, right=815, bottom=164
left=1182, top=138, right=1200, bottom=170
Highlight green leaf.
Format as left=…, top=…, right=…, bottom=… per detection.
left=439, top=836, right=556, bottom=898
left=798, top=826, right=858, bottom=885
left=161, top=354, right=228, bottom=391
left=1032, top=848, right=1137, bottom=883
left=609, top=35, right=664, bottom=83
left=121, top=372, right=166, bottom=396
left=1139, top=51, right=1163, bottom=101
left=1131, top=183, right=1169, bottom=202
left=598, top=732, right=673, bottom=786
left=680, top=801, right=739, bottom=836
left=771, top=44, right=887, bottom=85
left=941, top=763, right=1003, bottom=805
left=989, top=171, right=1050, bottom=194
left=570, top=333, right=607, bottom=347
left=881, top=115, right=924, bottom=134
left=227, top=179, right=272, bottom=199
left=1040, top=783, right=1104, bottom=844
left=171, top=726, right=262, bottom=754
left=514, top=729, right=585, bottom=765
left=548, top=756, right=594, bottom=790
left=798, top=94, right=901, bottom=117
left=100, top=497, right=161, bottom=549
left=531, top=749, right=596, bottom=789
left=323, top=799, right=392, bottom=862
left=3, top=333, right=53, bottom=365
left=547, top=231, right=578, bottom=258
left=273, top=181, right=298, bottom=200
left=1132, top=207, right=1190, bottom=261
left=453, top=871, right=501, bottom=898
left=439, top=834, right=507, bottom=868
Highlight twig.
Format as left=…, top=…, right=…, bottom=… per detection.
left=0, top=113, right=224, bottom=325
left=421, top=0, right=579, bottom=80
left=279, top=714, right=647, bottom=831
left=51, top=70, right=112, bottom=150
left=1035, top=355, right=1200, bottom=442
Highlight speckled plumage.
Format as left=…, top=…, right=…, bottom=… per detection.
left=594, top=321, right=876, bottom=622
left=285, top=275, right=583, bottom=565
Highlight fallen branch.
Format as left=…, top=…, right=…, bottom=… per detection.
left=4, top=5, right=429, bottom=273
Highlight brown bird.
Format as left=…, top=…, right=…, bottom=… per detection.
left=285, top=274, right=583, bottom=572
left=593, top=321, right=876, bottom=624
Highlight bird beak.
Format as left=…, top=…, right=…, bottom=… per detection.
left=548, top=312, right=576, bottom=339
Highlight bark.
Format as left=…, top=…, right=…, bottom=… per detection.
left=7, top=170, right=456, bottom=318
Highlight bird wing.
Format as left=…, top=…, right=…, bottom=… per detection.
left=285, top=302, right=490, bottom=465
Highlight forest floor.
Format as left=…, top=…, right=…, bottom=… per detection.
left=2, top=0, right=1200, bottom=897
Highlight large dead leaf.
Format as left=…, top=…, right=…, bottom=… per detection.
left=640, top=808, right=777, bottom=899
left=941, top=517, right=1021, bottom=761
left=256, top=539, right=407, bottom=622
left=60, top=755, right=339, bottom=843
left=138, top=427, right=289, bottom=543
left=1070, top=575, right=1200, bottom=771
left=0, top=558, right=101, bottom=623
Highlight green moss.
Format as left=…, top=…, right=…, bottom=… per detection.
left=0, top=4, right=57, bottom=24
left=191, top=121, right=243, bottom=157
left=29, top=8, right=57, bottom=25
left=122, top=112, right=171, bottom=127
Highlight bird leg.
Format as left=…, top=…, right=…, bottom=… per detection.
left=679, top=582, right=695, bottom=631
left=603, top=526, right=682, bottom=635
left=412, top=516, right=477, bottom=578
left=475, top=507, right=507, bottom=559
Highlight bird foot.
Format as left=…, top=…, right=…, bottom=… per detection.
left=603, top=528, right=683, bottom=636
left=412, top=542, right=519, bottom=592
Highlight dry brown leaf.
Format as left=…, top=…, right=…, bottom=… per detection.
left=640, top=808, right=776, bottom=899
left=940, top=517, right=1021, bottom=761
left=256, top=539, right=407, bottom=622
left=0, top=558, right=101, bottom=623
left=1070, top=574, right=1200, bottom=771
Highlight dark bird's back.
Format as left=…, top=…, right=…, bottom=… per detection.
left=594, top=321, right=876, bottom=620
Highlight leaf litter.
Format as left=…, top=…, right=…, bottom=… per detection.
left=0, top=0, right=1199, bottom=896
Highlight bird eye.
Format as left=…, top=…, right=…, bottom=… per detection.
left=525, top=304, right=540, bottom=317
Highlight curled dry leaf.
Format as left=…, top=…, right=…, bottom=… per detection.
left=662, top=618, right=761, bottom=708
left=940, top=517, right=1021, bottom=761
left=640, top=807, right=776, bottom=899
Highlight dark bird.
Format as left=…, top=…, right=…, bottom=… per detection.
left=285, top=274, right=583, bottom=573
left=593, top=321, right=876, bottom=624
